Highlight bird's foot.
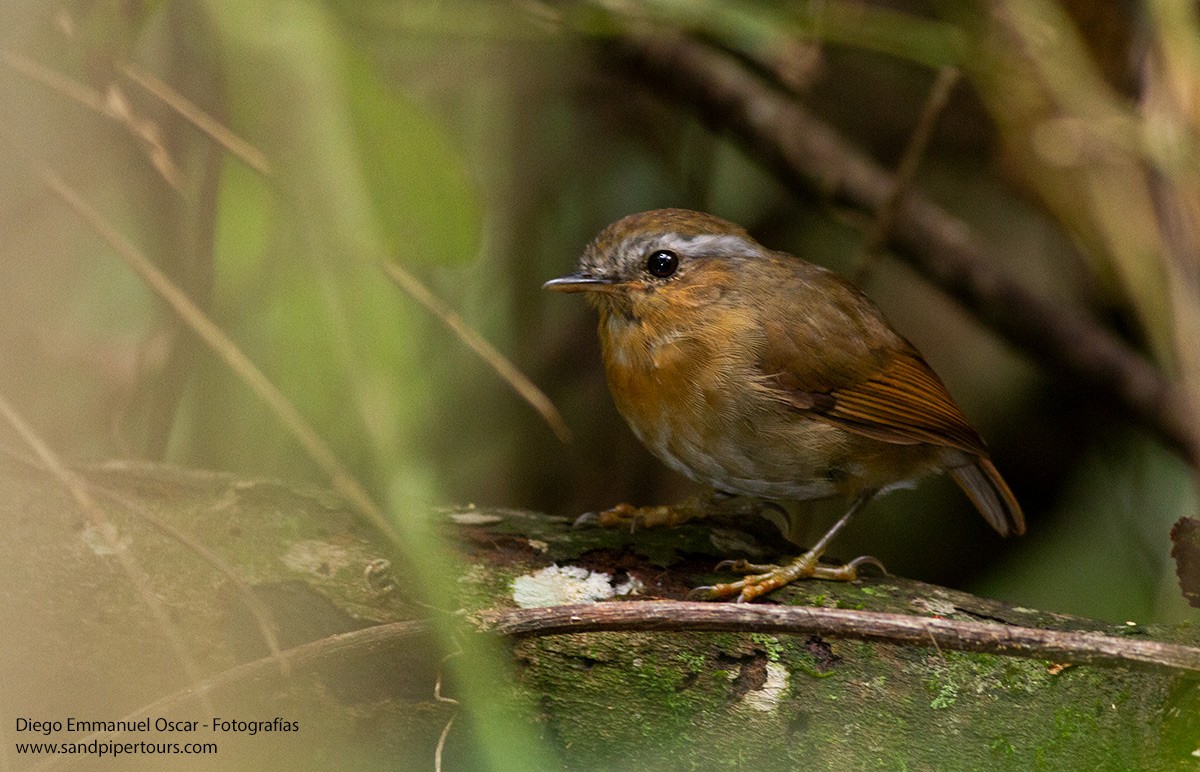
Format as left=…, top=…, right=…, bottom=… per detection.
left=690, top=554, right=887, bottom=603
left=573, top=498, right=708, bottom=532
left=573, top=492, right=786, bottom=532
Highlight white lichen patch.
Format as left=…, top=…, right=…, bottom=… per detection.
left=613, top=576, right=641, bottom=595
left=740, top=662, right=790, bottom=713
left=282, top=539, right=354, bottom=577
left=448, top=511, right=504, bottom=526
left=511, top=565, right=643, bottom=608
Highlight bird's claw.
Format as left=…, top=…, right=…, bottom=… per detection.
left=846, top=554, right=888, bottom=576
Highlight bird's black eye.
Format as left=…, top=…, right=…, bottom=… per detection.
left=645, top=249, right=679, bottom=278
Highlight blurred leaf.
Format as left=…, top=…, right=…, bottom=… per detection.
left=343, top=48, right=480, bottom=265
left=211, top=159, right=273, bottom=293
left=199, top=0, right=480, bottom=480
left=194, top=3, right=551, bottom=767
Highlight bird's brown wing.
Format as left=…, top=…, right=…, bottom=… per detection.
left=790, top=347, right=987, bottom=454
left=753, top=260, right=1022, bottom=536
left=755, top=265, right=986, bottom=455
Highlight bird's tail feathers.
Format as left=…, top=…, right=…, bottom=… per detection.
left=948, top=457, right=1025, bottom=537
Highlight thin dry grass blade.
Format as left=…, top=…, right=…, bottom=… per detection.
left=433, top=652, right=461, bottom=772
left=40, top=169, right=394, bottom=541
left=122, top=64, right=272, bottom=176
left=382, top=260, right=572, bottom=443
left=2, top=47, right=106, bottom=110
left=434, top=714, right=457, bottom=772
left=3, top=49, right=185, bottom=191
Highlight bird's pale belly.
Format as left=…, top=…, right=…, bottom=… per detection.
left=626, top=407, right=846, bottom=500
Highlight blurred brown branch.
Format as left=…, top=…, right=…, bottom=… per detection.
left=603, top=32, right=1200, bottom=466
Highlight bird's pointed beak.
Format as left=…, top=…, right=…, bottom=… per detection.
left=542, top=272, right=617, bottom=293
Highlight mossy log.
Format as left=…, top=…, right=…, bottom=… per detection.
left=2, top=454, right=1199, bottom=769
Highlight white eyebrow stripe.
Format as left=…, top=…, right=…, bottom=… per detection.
left=659, top=233, right=763, bottom=257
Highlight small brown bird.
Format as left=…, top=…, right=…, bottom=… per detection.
left=544, top=209, right=1024, bottom=602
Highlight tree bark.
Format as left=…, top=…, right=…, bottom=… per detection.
left=2, top=454, right=1197, bottom=769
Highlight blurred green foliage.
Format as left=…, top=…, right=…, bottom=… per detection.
left=1, top=0, right=1199, bottom=763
